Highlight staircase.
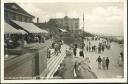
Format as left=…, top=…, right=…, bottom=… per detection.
left=40, top=44, right=69, bottom=79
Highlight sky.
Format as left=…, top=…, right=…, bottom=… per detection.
left=17, top=0, right=124, bottom=36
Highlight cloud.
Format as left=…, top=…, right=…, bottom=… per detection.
left=80, top=6, right=124, bottom=36
left=18, top=3, right=124, bottom=36
left=18, top=3, right=46, bottom=17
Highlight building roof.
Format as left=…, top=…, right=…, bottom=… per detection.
left=4, top=3, right=35, bottom=18
left=4, top=22, right=26, bottom=34
left=11, top=20, right=48, bottom=33
left=34, top=23, right=48, bottom=29
left=58, top=28, right=67, bottom=32
left=50, top=16, right=79, bottom=20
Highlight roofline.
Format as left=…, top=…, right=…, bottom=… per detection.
left=50, top=18, right=79, bottom=20
left=5, top=8, right=35, bottom=18
left=15, top=3, right=35, bottom=18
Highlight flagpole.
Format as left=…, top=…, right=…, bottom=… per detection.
left=83, top=13, right=84, bottom=43
left=83, top=13, right=84, bottom=38
left=81, top=13, right=85, bottom=49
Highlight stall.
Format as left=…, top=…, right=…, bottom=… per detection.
left=4, top=22, right=27, bottom=49
left=11, top=20, right=48, bottom=43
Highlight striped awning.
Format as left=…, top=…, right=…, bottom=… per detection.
left=4, top=22, right=26, bottom=34
left=11, top=20, right=48, bottom=33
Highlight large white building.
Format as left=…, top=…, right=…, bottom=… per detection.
left=50, top=16, right=79, bottom=31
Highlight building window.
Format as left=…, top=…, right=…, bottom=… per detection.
left=8, top=12, right=15, bottom=20
left=22, top=16, right=25, bottom=22
left=19, top=15, right=22, bottom=21
left=75, top=23, right=78, bottom=28
left=26, top=18, right=29, bottom=22
left=16, top=14, right=20, bottom=21
left=25, top=17, right=27, bottom=22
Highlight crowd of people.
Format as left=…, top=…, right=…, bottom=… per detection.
left=96, top=56, right=110, bottom=70
left=47, top=39, right=63, bottom=58
left=24, top=34, right=46, bottom=44
left=4, top=34, right=46, bottom=49
left=51, top=36, right=124, bottom=79
left=44, top=35, right=124, bottom=79
left=84, top=37, right=111, bottom=53
left=71, top=37, right=113, bottom=71
left=71, top=37, right=112, bottom=59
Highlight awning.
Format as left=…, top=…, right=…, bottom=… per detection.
left=11, top=20, right=48, bottom=33
left=58, top=28, right=67, bottom=32
left=4, top=22, right=26, bottom=34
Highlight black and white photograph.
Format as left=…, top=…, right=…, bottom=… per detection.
left=0, top=0, right=127, bottom=83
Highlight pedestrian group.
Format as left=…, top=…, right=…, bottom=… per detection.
left=96, top=56, right=110, bottom=70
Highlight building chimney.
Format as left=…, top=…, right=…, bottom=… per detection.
left=37, top=17, right=39, bottom=23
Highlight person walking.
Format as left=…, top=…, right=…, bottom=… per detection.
left=47, top=47, right=51, bottom=58
left=102, top=57, right=106, bottom=70
left=79, top=49, right=84, bottom=58
left=96, top=56, right=102, bottom=69
left=75, top=44, right=78, bottom=48
left=98, top=46, right=101, bottom=53
left=92, top=46, right=94, bottom=52
left=73, top=44, right=77, bottom=56
left=58, top=42, right=61, bottom=53
left=54, top=42, right=59, bottom=56
left=120, top=51, right=123, bottom=61
left=101, top=45, right=104, bottom=52
left=89, top=45, right=91, bottom=52
left=106, top=57, right=110, bottom=70
left=86, top=45, right=89, bottom=52
left=73, top=47, right=77, bottom=56
left=94, top=45, right=96, bottom=52
left=82, top=42, right=85, bottom=50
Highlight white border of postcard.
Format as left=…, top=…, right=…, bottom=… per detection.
left=1, top=0, right=127, bottom=83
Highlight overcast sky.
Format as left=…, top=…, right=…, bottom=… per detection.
left=17, top=0, right=124, bottom=36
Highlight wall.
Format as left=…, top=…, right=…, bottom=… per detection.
left=4, top=47, right=47, bottom=80
left=4, top=10, right=32, bottom=23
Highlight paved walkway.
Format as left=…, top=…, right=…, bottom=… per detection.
left=76, top=42, right=123, bottom=78
left=40, top=39, right=123, bottom=79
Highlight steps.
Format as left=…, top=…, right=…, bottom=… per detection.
left=46, top=44, right=68, bottom=79
left=40, top=44, right=68, bottom=79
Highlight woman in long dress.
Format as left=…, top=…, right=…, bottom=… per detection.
left=117, top=56, right=123, bottom=67
left=102, top=57, right=106, bottom=70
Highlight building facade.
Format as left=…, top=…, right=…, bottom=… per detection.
left=50, top=16, right=79, bottom=31
left=4, top=3, right=47, bottom=34
left=4, top=3, right=48, bottom=79
left=4, top=3, right=35, bottom=23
